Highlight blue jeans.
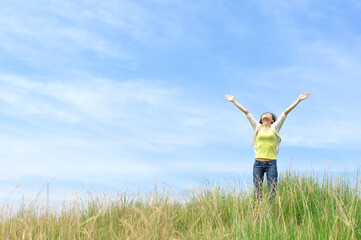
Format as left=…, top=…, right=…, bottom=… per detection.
left=253, top=159, right=278, bottom=199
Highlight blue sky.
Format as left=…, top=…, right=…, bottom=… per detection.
left=0, top=0, right=360, bottom=202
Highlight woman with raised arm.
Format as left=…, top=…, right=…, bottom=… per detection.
left=225, top=92, right=310, bottom=200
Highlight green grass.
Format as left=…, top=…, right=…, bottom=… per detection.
left=1, top=170, right=360, bottom=239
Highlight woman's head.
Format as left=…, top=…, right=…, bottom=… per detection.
left=259, top=112, right=277, bottom=124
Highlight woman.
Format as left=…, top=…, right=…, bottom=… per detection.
left=225, top=92, right=310, bottom=199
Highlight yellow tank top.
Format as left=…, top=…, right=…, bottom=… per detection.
left=255, top=127, right=277, bottom=160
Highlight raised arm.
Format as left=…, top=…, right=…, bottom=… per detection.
left=226, top=94, right=259, bottom=130
left=225, top=95, right=249, bottom=115
left=283, top=92, right=311, bottom=115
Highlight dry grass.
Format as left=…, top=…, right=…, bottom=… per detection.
left=1, top=170, right=361, bottom=239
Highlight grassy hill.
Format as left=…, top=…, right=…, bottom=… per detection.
left=1, top=170, right=360, bottom=239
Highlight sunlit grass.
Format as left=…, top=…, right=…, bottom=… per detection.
left=1, top=170, right=360, bottom=239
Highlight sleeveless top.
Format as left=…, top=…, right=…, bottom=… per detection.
left=255, top=128, right=277, bottom=160
left=246, top=112, right=287, bottom=158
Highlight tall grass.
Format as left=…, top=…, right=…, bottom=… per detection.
left=1, top=170, right=360, bottom=239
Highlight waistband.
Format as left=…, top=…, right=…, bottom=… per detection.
left=255, top=159, right=277, bottom=162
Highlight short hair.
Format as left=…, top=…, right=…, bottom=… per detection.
left=259, top=112, right=277, bottom=124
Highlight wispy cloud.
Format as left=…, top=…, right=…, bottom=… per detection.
left=0, top=0, right=213, bottom=72
left=0, top=74, right=250, bottom=183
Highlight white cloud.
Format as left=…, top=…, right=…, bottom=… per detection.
left=0, top=0, right=137, bottom=69
left=0, top=74, right=177, bottom=120
left=0, top=0, right=209, bottom=70
left=0, top=74, right=253, bottom=185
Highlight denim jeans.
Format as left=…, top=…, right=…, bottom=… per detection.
left=253, top=159, right=278, bottom=199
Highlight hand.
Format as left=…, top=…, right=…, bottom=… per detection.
left=225, top=95, right=235, bottom=102
left=298, top=92, right=310, bottom=101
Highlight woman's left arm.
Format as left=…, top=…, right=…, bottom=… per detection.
left=273, top=92, right=310, bottom=132
left=283, top=92, right=311, bottom=115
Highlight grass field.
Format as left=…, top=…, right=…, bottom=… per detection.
left=1, top=170, right=360, bottom=239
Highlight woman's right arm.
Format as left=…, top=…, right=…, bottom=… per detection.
left=225, top=95, right=249, bottom=115
left=225, top=95, right=258, bottom=130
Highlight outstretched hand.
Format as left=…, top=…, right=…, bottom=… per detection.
left=225, top=95, right=235, bottom=102
left=298, top=92, right=310, bottom=101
